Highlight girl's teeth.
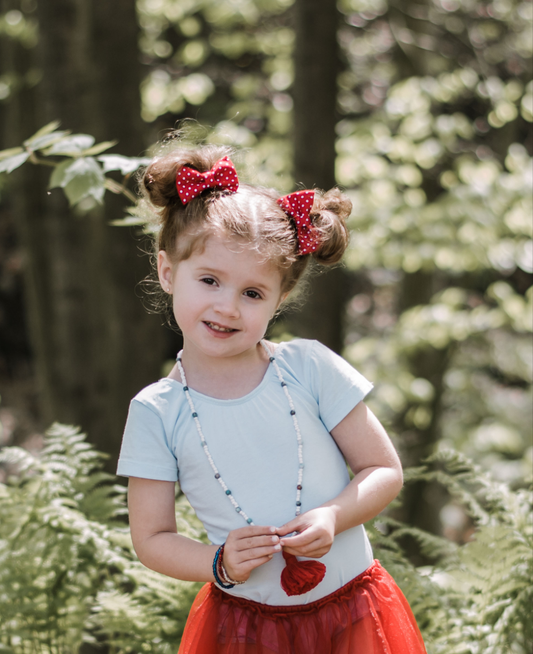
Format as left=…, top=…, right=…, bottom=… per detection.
left=208, top=322, right=233, bottom=332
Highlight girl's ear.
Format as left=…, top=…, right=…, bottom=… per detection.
left=158, top=250, right=174, bottom=293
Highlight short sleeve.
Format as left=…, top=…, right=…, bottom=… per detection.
left=306, top=340, right=373, bottom=431
left=117, top=399, right=178, bottom=482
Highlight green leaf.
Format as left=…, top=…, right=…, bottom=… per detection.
left=65, top=161, right=106, bottom=205
left=49, top=158, right=76, bottom=188
left=0, top=146, right=24, bottom=161
left=49, top=157, right=105, bottom=205
left=0, top=151, right=30, bottom=173
left=109, top=215, right=147, bottom=226
left=81, top=140, right=118, bottom=156
left=44, top=134, right=96, bottom=156
left=98, top=154, right=150, bottom=174
left=25, top=131, right=71, bottom=151
left=24, top=120, right=61, bottom=142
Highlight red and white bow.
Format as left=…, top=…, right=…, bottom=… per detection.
left=175, top=156, right=239, bottom=205
left=277, top=190, right=319, bottom=255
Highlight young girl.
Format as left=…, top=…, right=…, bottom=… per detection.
left=117, top=146, right=426, bottom=654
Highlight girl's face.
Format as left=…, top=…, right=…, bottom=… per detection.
left=158, top=234, right=285, bottom=364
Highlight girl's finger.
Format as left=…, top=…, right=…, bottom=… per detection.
left=281, top=531, right=325, bottom=552
left=224, top=553, right=274, bottom=582
left=281, top=538, right=325, bottom=556
left=282, top=545, right=329, bottom=558
left=275, top=519, right=302, bottom=537
left=241, top=554, right=275, bottom=571
left=237, top=543, right=282, bottom=561
left=279, top=530, right=315, bottom=548
left=232, top=534, right=280, bottom=552
left=230, top=525, right=278, bottom=540
left=227, top=542, right=281, bottom=567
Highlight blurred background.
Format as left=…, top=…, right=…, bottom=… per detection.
left=1, top=0, right=532, bottom=539
left=0, top=0, right=531, bottom=648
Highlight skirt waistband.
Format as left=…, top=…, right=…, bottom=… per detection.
left=211, top=559, right=383, bottom=617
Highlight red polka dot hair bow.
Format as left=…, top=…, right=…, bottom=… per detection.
left=277, top=190, right=319, bottom=255
left=175, top=156, right=239, bottom=205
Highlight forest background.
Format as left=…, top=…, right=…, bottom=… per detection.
left=0, top=0, right=531, bottom=652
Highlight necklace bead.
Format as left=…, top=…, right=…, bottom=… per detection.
left=175, top=341, right=305, bottom=526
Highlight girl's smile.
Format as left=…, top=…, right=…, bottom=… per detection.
left=158, top=233, right=285, bottom=368
left=204, top=321, right=237, bottom=335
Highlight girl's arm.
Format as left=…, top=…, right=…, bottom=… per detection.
left=277, top=401, right=403, bottom=558
left=128, top=477, right=281, bottom=582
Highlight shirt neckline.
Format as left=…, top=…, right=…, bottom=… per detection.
left=160, top=341, right=286, bottom=406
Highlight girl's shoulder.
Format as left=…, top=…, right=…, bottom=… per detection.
left=271, top=337, right=322, bottom=356
left=271, top=337, right=337, bottom=368
left=273, top=337, right=373, bottom=394
left=131, top=377, right=184, bottom=414
left=270, top=338, right=350, bottom=386
left=267, top=338, right=315, bottom=376
left=273, top=338, right=373, bottom=432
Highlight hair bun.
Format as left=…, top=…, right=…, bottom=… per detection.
left=310, top=188, right=351, bottom=265
left=142, top=145, right=234, bottom=210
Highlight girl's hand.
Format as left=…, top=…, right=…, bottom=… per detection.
left=276, top=507, right=337, bottom=558
left=222, top=525, right=282, bottom=582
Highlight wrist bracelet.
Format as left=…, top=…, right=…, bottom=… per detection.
left=212, top=544, right=245, bottom=589
left=219, top=558, right=245, bottom=586
left=218, top=544, right=245, bottom=585
left=213, top=545, right=234, bottom=588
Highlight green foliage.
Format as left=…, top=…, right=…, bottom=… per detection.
left=335, top=0, right=533, bottom=491
left=136, top=0, right=296, bottom=190
left=366, top=449, right=533, bottom=654
left=417, top=451, right=532, bottom=653
left=0, top=8, right=38, bottom=107
left=0, top=122, right=149, bottom=208
left=1, top=427, right=531, bottom=653
left=0, top=424, right=205, bottom=653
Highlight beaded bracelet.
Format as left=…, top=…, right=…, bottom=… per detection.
left=219, top=557, right=245, bottom=587
left=213, top=545, right=233, bottom=588
left=217, top=544, right=245, bottom=586
left=212, top=544, right=245, bottom=589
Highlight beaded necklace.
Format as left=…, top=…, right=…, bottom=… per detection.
left=175, top=340, right=303, bottom=526
left=175, top=340, right=326, bottom=596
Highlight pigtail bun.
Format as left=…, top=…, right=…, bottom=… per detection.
left=310, top=188, right=352, bottom=265
left=142, top=145, right=235, bottom=259
left=142, top=145, right=233, bottom=211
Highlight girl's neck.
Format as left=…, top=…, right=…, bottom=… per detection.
left=169, top=341, right=272, bottom=400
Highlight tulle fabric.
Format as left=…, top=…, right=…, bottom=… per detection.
left=178, top=560, right=426, bottom=654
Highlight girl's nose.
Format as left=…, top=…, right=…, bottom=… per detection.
left=214, top=292, right=240, bottom=318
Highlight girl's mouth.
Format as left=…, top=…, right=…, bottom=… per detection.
left=204, top=321, right=237, bottom=333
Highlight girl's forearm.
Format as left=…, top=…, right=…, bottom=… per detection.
left=134, top=532, right=218, bottom=582
left=323, top=465, right=403, bottom=535
left=277, top=464, right=403, bottom=558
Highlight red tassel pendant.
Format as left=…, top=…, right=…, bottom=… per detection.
left=280, top=551, right=326, bottom=596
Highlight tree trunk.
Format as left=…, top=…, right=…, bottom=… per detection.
left=7, top=0, right=165, bottom=466
left=394, top=271, right=451, bottom=560
left=287, top=0, right=346, bottom=353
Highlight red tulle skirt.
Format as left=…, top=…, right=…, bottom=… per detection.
left=178, top=560, right=426, bottom=654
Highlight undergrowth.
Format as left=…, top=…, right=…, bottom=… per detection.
left=0, top=424, right=531, bottom=653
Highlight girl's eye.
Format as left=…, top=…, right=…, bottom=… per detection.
left=201, top=277, right=217, bottom=286
left=244, top=290, right=262, bottom=300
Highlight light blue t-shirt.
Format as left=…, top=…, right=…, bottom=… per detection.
left=117, top=339, right=375, bottom=605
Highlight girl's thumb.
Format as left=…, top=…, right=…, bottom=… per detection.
left=275, top=519, right=301, bottom=537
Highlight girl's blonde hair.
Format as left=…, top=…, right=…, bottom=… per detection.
left=143, top=144, right=351, bottom=295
